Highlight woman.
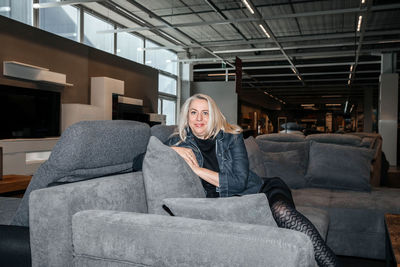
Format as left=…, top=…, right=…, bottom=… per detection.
left=168, top=93, right=338, bottom=267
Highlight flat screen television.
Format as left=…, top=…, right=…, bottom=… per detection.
left=0, top=85, right=60, bottom=139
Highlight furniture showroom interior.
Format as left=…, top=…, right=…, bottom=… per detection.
left=0, top=0, right=400, bottom=266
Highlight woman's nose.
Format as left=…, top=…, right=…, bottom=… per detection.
left=196, top=113, right=202, bottom=121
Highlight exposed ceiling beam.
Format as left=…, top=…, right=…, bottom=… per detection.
left=122, top=0, right=235, bottom=68
left=100, top=4, right=400, bottom=33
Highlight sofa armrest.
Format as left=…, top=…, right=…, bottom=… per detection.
left=72, top=210, right=316, bottom=267
left=29, top=172, right=147, bottom=267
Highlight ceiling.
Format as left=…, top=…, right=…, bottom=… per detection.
left=80, top=0, right=400, bottom=111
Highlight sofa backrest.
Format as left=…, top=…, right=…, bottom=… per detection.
left=150, top=124, right=177, bottom=144
left=12, top=120, right=151, bottom=227
left=254, top=133, right=382, bottom=187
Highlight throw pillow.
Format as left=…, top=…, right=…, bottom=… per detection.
left=305, top=141, right=375, bottom=192
left=305, top=134, right=362, bottom=146
left=262, top=150, right=307, bottom=189
left=142, top=136, right=206, bottom=215
left=244, top=136, right=266, bottom=178
left=162, top=193, right=277, bottom=227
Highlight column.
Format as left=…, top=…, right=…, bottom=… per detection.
left=378, top=53, right=398, bottom=166
left=363, top=88, right=373, bottom=132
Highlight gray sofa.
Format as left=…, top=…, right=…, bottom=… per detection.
left=254, top=132, right=400, bottom=260
left=3, top=121, right=398, bottom=266
left=9, top=121, right=323, bottom=267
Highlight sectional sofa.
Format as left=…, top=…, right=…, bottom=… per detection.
left=1, top=121, right=400, bottom=266
left=252, top=132, right=400, bottom=259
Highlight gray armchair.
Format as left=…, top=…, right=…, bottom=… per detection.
left=26, top=122, right=320, bottom=266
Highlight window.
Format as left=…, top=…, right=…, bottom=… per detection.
left=0, top=0, right=32, bottom=25
left=39, top=1, right=79, bottom=41
left=159, top=74, right=177, bottom=95
left=145, top=40, right=177, bottom=75
left=83, top=11, right=114, bottom=54
left=158, top=97, right=176, bottom=125
left=117, top=31, right=144, bottom=64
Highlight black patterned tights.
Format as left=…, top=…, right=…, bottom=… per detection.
left=270, top=200, right=338, bottom=267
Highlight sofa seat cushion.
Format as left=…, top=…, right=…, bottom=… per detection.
left=292, top=187, right=400, bottom=259
left=143, top=136, right=206, bottom=215
left=296, top=206, right=329, bottom=241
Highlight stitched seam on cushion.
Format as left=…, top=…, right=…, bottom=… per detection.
left=74, top=253, right=151, bottom=266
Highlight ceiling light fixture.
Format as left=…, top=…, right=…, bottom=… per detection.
left=321, top=95, right=343, bottom=98
left=259, top=24, right=270, bottom=38
left=361, top=0, right=365, bottom=4
left=347, top=79, right=351, bottom=85
left=208, top=73, right=236, bottom=76
left=349, top=65, right=353, bottom=72
left=357, top=15, right=363, bottom=31
left=325, top=104, right=342, bottom=106
left=301, top=104, right=315, bottom=107
left=242, top=0, right=255, bottom=14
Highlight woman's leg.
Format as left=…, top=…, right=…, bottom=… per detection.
left=270, top=199, right=338, bottom=267
left=259, top=178, right=338, bottom=267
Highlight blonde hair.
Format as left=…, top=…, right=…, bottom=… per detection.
left=177, top=93, right=242, bottom=141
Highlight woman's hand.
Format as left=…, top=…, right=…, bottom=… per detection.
left=171, top=147, right=199, bottom=167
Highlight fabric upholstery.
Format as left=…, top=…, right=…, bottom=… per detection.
left=142, top=136, right=206, bottom=215
left=163, top=194, right=277, bottom=227
left=262, top=150, right=307, bottom=189
left=0, top=197, right=21, bottom=225
left=72, top=210, right=316, bottom=267
left=244, top=136, right=266, bottom=178
left=306, top=134, right=362, bottom=146
left=296, top=206, right=329, bottom=241
left=256, top=133, right=305, bottom=142
left=305, top=141, right=374, bottom=192
left=293, top=187, right=400, bottom=259
left=29, top=172, right=147, bottom=267
left=12, top=120, right=150, bottom=227
left=150, top=124, right=177, bottom=144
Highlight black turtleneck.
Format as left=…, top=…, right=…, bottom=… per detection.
left=193, top=135, right=220, bottom=198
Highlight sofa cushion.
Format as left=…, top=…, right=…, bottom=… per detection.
left=262, top=150, right=307, bottom=189
left=163, top=194, right=277, bottom=227
left=142, top=136, right=206, bottom=215
left=296, top=206, right=329, bottom=241
left=11, top=120, right=150, bottom=227
left=244, top=137, right=266, bottom=178
left=150, top=124, right=177, bottom=144
left=256, top=133, right=305, bottom=142
left=305, top=141, right=374, bottom=192
left=306, top=134, right=362, bottom=146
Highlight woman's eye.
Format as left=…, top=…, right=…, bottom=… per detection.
left=191, top=111, right=196, bottom=115
left=203, top=111, right=209, bottom=116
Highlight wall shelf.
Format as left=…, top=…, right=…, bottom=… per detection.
left=3, top=61, right=73, bottom=87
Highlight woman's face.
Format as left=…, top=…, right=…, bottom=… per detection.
left=188, top=99, right=209, bottom=139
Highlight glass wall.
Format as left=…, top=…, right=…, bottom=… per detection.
left=83, top=11, right=114, bottom=54
left=0, top=0, right=32, bottom=25
left=159, top=74, right=177, bottom=95
left=159, top=98, right=176, bottom=125
left=145, top=40, right=177, bottom=75
left=117, top=31, right=144, bottom=64
left=39, top=0, right=79, bottom=42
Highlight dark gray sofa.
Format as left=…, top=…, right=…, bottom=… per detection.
left=254, top=132, right=400, bottom=260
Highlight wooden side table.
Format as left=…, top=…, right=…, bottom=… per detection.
left=0, top=175, right=32, bottom=196
left=385, top=213, right=400, bottom=267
